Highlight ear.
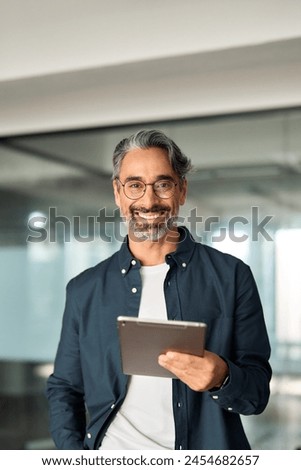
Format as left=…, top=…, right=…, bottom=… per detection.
left=113, top=179, right=121, bottom=208
left=179, top=178, right=187, bottom=206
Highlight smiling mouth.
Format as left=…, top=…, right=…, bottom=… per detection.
left=129, top=207, right=175, bottom=240
left=133, top=210, right=167, bottom=221
left=131, top=204, right=170, bottom=220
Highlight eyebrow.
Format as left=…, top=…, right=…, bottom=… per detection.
left=124, top=175, right=175, bottom=183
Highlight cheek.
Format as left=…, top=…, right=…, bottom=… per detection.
left=114, top=189, right=130, bottom=215
left=117, top=200, right=132, bottom=218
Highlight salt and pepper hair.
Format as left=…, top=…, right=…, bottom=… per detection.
left=112, top=129, right=192, bottom=184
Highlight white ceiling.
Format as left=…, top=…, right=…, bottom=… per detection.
left=2, top=0, right=301, bottom=81
left=1, top=1, right=301, bottom=136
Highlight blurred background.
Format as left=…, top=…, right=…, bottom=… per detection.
left=0, top=0, right=301, bottom=450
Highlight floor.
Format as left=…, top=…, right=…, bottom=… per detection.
left=0, top=361, right=300, bottom=450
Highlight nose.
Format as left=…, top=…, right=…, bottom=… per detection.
left=140, top=183, right=161, bottom=206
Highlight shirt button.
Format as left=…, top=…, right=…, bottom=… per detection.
left=182, top=262, right=187, bottom=268
left=121, top=268, right=126, bottom=274
left=131, top=259, right=137, bottom=265
left=110, top=403, right=116, bottom=409
left=87, top=433, right=92, bottom=439
left=212, top=395, right=219, bottom=400
left=131, top=287, right=137, bottom=293
left=227, top=407, right=233, bottom=411
left=177, top=402, right=182, bottom=407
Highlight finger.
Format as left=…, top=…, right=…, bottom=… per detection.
left=160, top=351, right=204, bottom=370
left=158, top=352, right=199, bottom=377
left=158, top=351, right=187, bottom=371
left=158, top=354, right=205, bottom=390
left=158, top=354, right=186, bottom=378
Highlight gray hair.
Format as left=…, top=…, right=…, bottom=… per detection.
left=112, top=129, right=192, bottom=182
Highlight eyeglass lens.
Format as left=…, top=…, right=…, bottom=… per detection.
left=124, top=180, right=176, bottom=199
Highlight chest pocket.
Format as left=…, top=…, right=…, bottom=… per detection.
left=177, top=279, right=233, bottom=351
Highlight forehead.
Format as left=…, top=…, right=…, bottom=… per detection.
left=119, top=147, right=175, bottom=178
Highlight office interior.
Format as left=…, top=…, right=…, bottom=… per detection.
left=0, top=0, right=301, bottom=451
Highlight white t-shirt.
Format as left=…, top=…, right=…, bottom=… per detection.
left=100, top=262, right=175, bottom=450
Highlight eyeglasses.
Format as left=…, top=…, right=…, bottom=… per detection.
left=116, top=178, right=178, bottom=200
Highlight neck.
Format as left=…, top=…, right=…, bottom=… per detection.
left=128, top=227, right=180, bottom=266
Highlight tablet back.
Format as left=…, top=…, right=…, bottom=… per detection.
left=117, top=316, right=207, bottom=378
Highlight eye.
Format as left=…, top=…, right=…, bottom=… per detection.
left=126, top=181, right=144, bottom=190
left=155, top=180, right=173, bottom=190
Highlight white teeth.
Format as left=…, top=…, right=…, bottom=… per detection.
left=139, top=214, right=158, bottom=220
left=135, top=212, right=164, bottom=220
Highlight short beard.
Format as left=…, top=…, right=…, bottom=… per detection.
left=128, top=216, right=177, bottom=242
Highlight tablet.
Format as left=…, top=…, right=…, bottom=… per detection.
left=117, top=316, right=207, bottom=378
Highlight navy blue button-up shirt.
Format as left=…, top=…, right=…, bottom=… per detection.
left=46, top=226, right=272, bottom=450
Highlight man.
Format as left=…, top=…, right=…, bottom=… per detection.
left=46, top=129, right=272, bottom=450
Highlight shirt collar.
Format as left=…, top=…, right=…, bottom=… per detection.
left=165, top=226, right=196, bottom=270
left=117, top=226, right=196, bottom=275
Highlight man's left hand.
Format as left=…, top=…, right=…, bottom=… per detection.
left=158, top=350, right=229, bottom=392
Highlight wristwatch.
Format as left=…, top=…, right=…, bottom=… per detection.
left=209, top=374, right=230, bottom=392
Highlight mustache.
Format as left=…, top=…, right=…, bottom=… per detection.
left=130, top=204, right=170, bottom=214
